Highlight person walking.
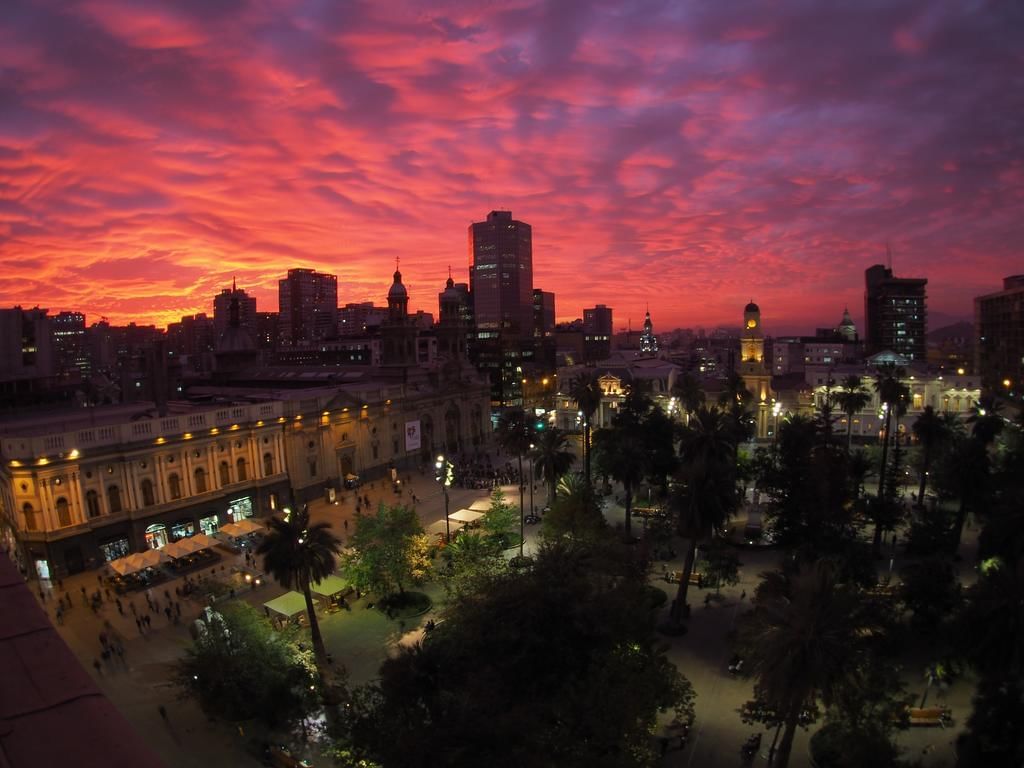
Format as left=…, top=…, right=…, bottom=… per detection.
left=92, top=658, right=102, bottom=676
left=115, top=598, right=124, bottom=615
left=135, top=617, right=143, bottom=634
left=129, top=601, right=136, bottom=616
left=158, top=704, right=168, bottom=723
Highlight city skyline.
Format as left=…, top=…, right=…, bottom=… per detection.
left=1, top=1, right=1021, bottom=333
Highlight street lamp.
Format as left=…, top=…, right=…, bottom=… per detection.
left=528, top=443, right=535, bottom=516
left=772, top=401, right=782, bottom=449
left=435, top=454, right=453, bottom=542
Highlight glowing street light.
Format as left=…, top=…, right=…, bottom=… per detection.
left=435, top=454, right=453, bottom=542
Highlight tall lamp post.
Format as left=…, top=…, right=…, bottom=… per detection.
left=435, top=454, right=453, bottom=542
left=772, top=401, right=782, bottom=450
left=528, top=443, right=535, bottom=516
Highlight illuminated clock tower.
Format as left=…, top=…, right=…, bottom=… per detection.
left=738, top=300, right=773, bottom=439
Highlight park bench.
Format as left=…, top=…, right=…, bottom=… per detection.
left=906, top=706, right=951, bottom=727
left=662, top=570, right=703, bottom=586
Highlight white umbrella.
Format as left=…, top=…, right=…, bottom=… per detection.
left=163, top=539, right=194, bottom=559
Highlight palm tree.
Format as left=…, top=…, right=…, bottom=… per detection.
left=912, top=406, right=948, bottom=506
left=672, top=372, right=705, bottom=425
left=968, top=397, right=1004, bottom=447
left=258, top=505, right=342, bottom=669
left=873, top=364, right=909, bottom=509
left=542, top=472, right=607, bottom=542
left=740, top=562, right=877, bottom=768
left=670, top=407, right=735, bottom=622
left=530, top=427, right=575, bottom=507
left=718, top=371, right=754, bottom=461
left=591, top=387, right=653, bottom=540
left=836, top=375, right=871, bottom=452
left=569, top=372, right=602, bottom=485
left=496, top=409, right=535, bottom=557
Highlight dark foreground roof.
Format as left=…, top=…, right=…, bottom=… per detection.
left=0, top=557, right=164, bottom=768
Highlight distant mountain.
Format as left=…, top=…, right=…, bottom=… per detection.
left=928, top=321, right=974, bottom=344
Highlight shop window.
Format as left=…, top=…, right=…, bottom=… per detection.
left=56, top=496, right=71, bottom=527
left=263, top=452, right=274, bottom=476
left=236, top=457, right=248, bottom=482
left=219, top=461, right=231, bottom=486
left=107, top=485, right=122, bottom=514
left=99, top=537, right=129, bottom=562
left=168, top=473, right=182, bottom=500
left=145, top=523, right=168, bottom=550
left=22, top=502, right=37, bottom=531
left=227, top=496, right=253, bottom=520
left=194, top=467, right=207, bottom=493
left=171, top=520, right=194, bottom=541
left=199, top=514, right=219, bottom=536
left=141, top=478, right=155, bottom=507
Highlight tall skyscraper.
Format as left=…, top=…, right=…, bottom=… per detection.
left=583, top=304, right=613, bottom=362
left=277, top=268, right=338, bottom=347
left=975, top=275, right=1024, bottom=394
left=469, top=211, right=533, bottom=337
left=532, top=289, right=555, bottom=339
left=864, top=264, right=927, bottom=361
left=468, top=211, right=535, bottom=406
left=213, top=281, right=257, bottom=340
left=51, top=310, right=89, bottom=376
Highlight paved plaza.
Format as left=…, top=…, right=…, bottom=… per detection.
left=31, top=458, right=976, bottom=767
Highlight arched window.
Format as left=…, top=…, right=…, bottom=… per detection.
left=168, top=474, right=182, bottom=500
left=236, top=457, right=247, bottom=482
left=194, top=467, right=207, bottom=493
left=263, top=452, right=274, bottom=476
left=23, top=502, right=37, bottom=531
left=55, top=496, right=71, bottom=527
left=107, top=485, right=122, bottom=514
left=219, top=461, right=231, bottom=486
left=86, top=490, right=100, bottom=518
left=140, top=478, right=155, bottom=507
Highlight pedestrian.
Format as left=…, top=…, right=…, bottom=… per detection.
left=57, top=578, right=63, bottom=590
left=704, top=594, right=711, bottom=608
left=144, top=614, right=151, bottom=629
left=164, top=606, right=171, bottom=621
left=92, top=658, right=102, bottom=676
left=175, top=601, right=181, bottom=617
left=64, top=591, right=71, bottom=608
left=740, top=590, right=746, bottom=601
left=38, top=588, right=47, bottom=602
left=343, top=519, right=349, bottom=532
left=56, top=606, right=64, bottom=625
left=115, top=598, right=123, bottom=615
left=104, top=587, right=111, bottom=600
left=164, top=589, right=171, bottom=602
left=135, top=617, right=143, bottom=634
left=99, top=631, right=108, bottom=649
left=158, top=704, right=168, bottom=723
left=129, top=601, right=136, bottom=616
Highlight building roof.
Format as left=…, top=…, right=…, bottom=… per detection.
left=0, top=556, right=164, bottom=768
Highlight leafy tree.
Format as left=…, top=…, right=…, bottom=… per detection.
left=873, top=364, right=909, bottom=506
left=836, top=375, right=871, bottom=453
left=955, top=558, right=1024, bottom=679
left=350, top=543, right=695, bottom=768
left=480, top=487, right=517, bottom=547
left=718, top=370, right=755, bottom=461
left=440, top=532, right=505, bottom=604
left=738, top=562, right=882, bottom=768
left=956, top=677, right=1024, bottom=768
left=670, top=406, right=735, bottom=621
left=342, top=504, right=432, bottom=600
left=899, top=557, right=961, bottom=633
left=672, top=372, right=706, bottom=422
left=569, top=371, right=602, bottom=484
left=175, top=603, right=317, bottom=726
left=940, top=433, right=992, bottom=555
left=530, top=426, right=575, bottom=506
left=911, top=405, right=948, bottom=505
left=701, top=537, right=741, bottom=594
left=495, top=408, right=535, bottom=556
left=541, top=472, right=608, bottom=543
left=258, top=504, right=342, bottom=667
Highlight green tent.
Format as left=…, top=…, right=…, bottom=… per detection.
left=310, top=575, right=351, bottom=599
left=263, top=591, right=306, bottom=619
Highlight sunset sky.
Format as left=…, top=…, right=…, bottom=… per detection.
left=1, top=0, right=1021, bottom=334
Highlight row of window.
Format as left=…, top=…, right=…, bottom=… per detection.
left=20, top=453, right=276, bottom=531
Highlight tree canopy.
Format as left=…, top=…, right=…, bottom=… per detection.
left=342, top=504, right=432, bottom=598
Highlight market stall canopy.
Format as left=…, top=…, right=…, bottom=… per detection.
left=310, top=575, right=351, bottom=598
left=468, top=499, right=492, bottom=512
left=220, top=519, right=264, bottom=538
left=107, top=556, right=139, bottom=576
left=163, top=539, right=195, bottom=559
left=109, top=549, right=169, bottom=574
left=189, top=533, right=216, bottom=550
left=263, top=591, right=306, bottom=619
left=448, top=509, right=485, bottom=524
left=426, top=519, right=464, bottom=536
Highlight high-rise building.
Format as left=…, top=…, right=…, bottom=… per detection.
left=975, top=275, right=1024, bottom=395
left=277, top=268, right=338, bottom=347
left=469, top=211, right=533, bottom=337
left=533, top=289, right=555, bottom=338
left=213, top=281, right=257, bottom=340
left=583, top=305, right=613, bottom=362
left=166, top=313, right=215, bottom=371
left=864, top=264, right=927, bottom=361
left=0, top=307, right=55, bottom=401
left=469, top=211, right=535, bottom=406
left=253, top=312, right=278, bottom=351
left=51, top=310, right=89, bottom=376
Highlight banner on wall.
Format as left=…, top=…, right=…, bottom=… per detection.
left=404, top=420, right=421, bottom=452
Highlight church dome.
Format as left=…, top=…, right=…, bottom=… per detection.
left=388, top=270, right=408, bottom=299
left=745, top=301, right=760, bottom=313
